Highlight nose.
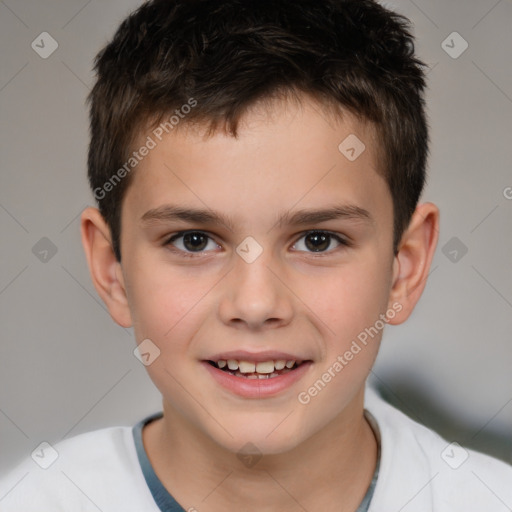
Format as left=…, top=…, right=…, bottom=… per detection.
left=217, top=247, right=294, bottom=331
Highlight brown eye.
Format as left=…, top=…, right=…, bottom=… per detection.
left=165, top=231, right=219, bottom=255
left=182, top=232, right=209, bottom=251
left=293, top=231, right=348, bottom=253
left=305, top=232, right=330, bottom=252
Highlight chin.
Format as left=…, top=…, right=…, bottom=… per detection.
left=207, top=415, right=306, bottom=457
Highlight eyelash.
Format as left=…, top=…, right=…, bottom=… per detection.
left=163, top=230, right=351, bottom=258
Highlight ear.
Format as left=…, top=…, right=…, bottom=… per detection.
left=80, top=207, right=132, bottom=328
left=386, top=202, right=440, bottom=324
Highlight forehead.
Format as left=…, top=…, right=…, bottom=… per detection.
left=124, top=95, right=391, bottom=234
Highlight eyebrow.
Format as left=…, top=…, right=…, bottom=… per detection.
left=140, top=203, right=374, bottom=231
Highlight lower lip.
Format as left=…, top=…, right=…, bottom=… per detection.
left=202, top=360, right=313, bottom=398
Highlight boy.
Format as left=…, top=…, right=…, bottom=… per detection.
left=1, top=0, right=511, bottom=510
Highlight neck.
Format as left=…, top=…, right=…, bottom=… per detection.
left=143, top=389, right=377, bottom=512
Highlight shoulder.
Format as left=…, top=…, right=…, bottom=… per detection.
left=365, top=387, right=512, bottom=511
left=0, top=423, right=156, bottom=511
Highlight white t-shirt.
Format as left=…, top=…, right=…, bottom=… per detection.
left=1, top=388, right=511, bottom=511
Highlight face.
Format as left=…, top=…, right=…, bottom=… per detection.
left=118, top=97, right=397, bottom=454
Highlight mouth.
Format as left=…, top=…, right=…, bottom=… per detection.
left=202, top=351, right=314, bottom=398
left=206, top=358, right=307, bottom=379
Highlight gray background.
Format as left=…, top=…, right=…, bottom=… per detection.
left=0, top=0, right=511, bottom=475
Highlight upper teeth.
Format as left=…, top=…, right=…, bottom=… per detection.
left=217, top=359, right=297, bottom=373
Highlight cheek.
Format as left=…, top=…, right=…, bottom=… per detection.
left=124, top=257, right=204, bottom=343
left=125, top=263, right=212, bottom=407
left=294, top=262, right=389, bottom=424
left=306, top=259, right=390, bottom=346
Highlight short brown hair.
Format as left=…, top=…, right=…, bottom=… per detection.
left=87, top=0, right=429, bottom=261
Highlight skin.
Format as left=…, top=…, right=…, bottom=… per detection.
left=81, top=95, right=439, bottom=511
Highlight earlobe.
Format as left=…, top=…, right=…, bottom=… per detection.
left=80, top=207, right=133, bottom=328
left=386, top=202, right=440, bottom=325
